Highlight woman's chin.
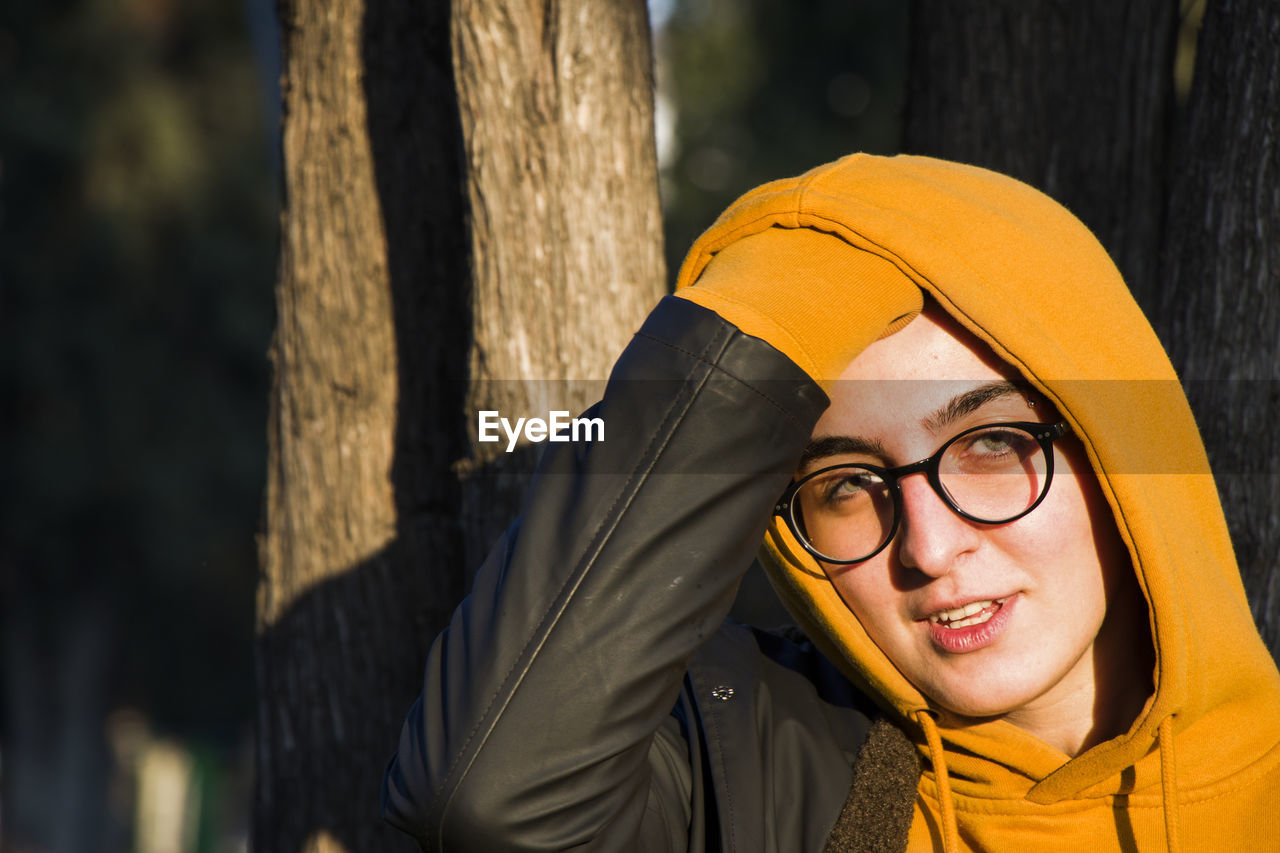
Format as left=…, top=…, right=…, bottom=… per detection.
left=926, top=678, right=1042, bottom=722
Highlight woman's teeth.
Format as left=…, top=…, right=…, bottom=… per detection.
left=928, top=598, right=1007, bottom=629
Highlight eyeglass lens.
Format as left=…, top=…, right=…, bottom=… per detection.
left=793, top=424, right=1050, bottom=563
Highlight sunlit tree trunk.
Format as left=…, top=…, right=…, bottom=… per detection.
left=451, top=0, right=667, bottom=569
left=255, top=0, right=663, bottom=849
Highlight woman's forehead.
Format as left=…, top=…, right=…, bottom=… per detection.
left=821, top=307, right=1032, bottom=439
left=838, top=305, right=1013, bottom=384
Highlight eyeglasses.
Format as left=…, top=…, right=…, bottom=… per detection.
left=775, top=421, right=1070, bottom=564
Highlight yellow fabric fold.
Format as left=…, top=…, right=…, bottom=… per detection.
left=675, top=227, right=922, bottom=389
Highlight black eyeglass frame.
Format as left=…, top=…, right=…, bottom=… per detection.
left=774, top=420, right=1071, bottom=565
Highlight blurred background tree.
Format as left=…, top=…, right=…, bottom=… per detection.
left=1, top=0, right=273, bottom=849
left=655, top=0, right=906, bottom=278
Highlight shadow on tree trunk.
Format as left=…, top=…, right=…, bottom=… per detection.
left=253, top=0, right=540, bottom=848
left=255, top=433, right=540, bottom=853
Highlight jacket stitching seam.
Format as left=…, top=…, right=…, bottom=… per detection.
left=633, top=330, right=813, bottom=433
left=431, top=322, right=734, bottom=835
left=693, top=662, right=737, bottom=851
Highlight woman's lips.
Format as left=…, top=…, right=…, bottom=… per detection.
left=924, top=594, right=1019, bottom=654
left=928, top=597, right=1007, bottom=628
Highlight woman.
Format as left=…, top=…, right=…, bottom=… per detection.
left=383, top=153, right=1280, bottom=851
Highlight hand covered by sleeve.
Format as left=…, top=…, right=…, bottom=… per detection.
left=675, top=227, right=922, bottom=390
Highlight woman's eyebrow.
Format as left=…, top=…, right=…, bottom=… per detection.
left=921, top=380, right=1024, bottom=434
left=798, top=435, right=888, bottom=470
left=797, top=380, right=1026, bottom=470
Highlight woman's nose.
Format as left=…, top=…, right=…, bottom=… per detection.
left=895, top=473, right=983, bottom=577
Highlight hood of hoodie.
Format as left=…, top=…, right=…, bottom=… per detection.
left=675, top=153, right=1280, bottom=847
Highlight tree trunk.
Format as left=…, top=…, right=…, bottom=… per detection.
left=1156, top=0, right=1280, bottom=653
left=904, top=0, right=1280, bottom=659
left=255, top=0, right=663, bottom=850
left=903, top=0, right=1178, bottom=303
left=452, top=0, right=667, bottom=569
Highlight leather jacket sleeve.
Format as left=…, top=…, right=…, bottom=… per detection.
left=382, top=296, right=829, bottom=851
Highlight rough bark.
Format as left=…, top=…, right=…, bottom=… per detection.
left=256, top=0, right=443, bottom=850
left=903, top=0, right=1178, bottom=302
left=904, top=0, right=1280, bottom=659
left=256, top=0, right=663, bottom=850
left=1156, top=0, right=1280, bottom=654
left=452, top=0, right=666, bottom=568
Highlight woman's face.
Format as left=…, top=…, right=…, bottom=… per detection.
left=809, top=308, right=1135, bottom=724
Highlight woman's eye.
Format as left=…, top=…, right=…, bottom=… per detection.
left=975, top=432, right=1016, bottom=454
left=822, top=471, right=876, bottom=502
left=958, top=428, right=1036, bottom=461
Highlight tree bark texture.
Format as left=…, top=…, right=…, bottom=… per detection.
left=452, top=0, right=666, bottom=569
left=1156, top=0, right=1280, bottom=653
left=257, top=0, right=454, bottom=850
left=903, top=0, right=1178, bottom=302
left=904, top=0, right=1280, bottom=659
left=256, top=0, right=663, bottom=850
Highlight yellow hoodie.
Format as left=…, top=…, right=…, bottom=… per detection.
left=675, top=153, right=1280, bottom=852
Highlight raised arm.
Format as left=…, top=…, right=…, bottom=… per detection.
left=382, top=297, right=826, bottom=850
left=383, top=224, right=922, bottom=851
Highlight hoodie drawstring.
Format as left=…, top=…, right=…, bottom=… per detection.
left=911, top=711, right=1182, bottom=853
left=916, top=710, right=960, bottom=853
left=1159, top=715, right=1182, bottom=853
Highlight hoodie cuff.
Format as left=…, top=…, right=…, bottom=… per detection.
left=674, top=227, right=922, bottom=389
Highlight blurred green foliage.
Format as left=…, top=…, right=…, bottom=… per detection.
left=1, top=0, right=275, bottom=740
left=658, top=0, right=907, bottom=279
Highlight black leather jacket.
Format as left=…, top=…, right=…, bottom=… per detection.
left=382, top=297, right=880, bottom=851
